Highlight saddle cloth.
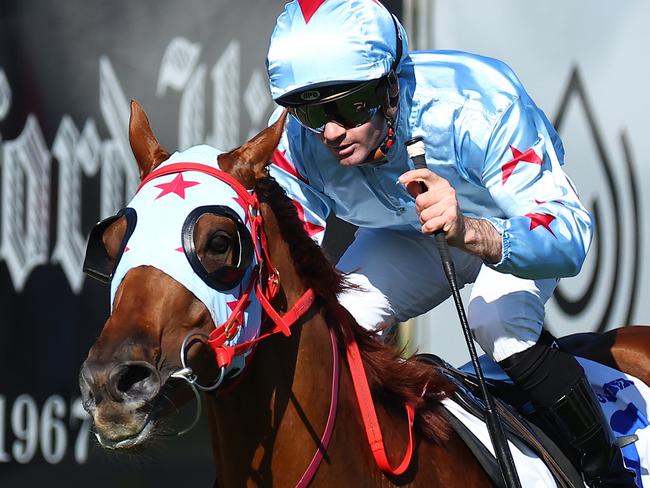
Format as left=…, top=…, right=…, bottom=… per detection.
left=434, top=355, right=650, bottom=487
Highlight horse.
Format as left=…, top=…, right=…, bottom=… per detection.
left=79, top=101, right=650, bottom=487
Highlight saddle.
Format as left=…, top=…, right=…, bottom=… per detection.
left=416, top=353, right=585, bottom=488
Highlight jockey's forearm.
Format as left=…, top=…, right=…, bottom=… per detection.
left=460, top=217, right=502, bottom=264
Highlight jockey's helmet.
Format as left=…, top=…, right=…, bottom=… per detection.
left=266, top=0, right=408, bottom=104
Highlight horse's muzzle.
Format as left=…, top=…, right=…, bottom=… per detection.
left=79, top=359, right=162, bottom=447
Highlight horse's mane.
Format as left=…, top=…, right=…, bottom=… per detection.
left=255, top=177, right=454, bottom=442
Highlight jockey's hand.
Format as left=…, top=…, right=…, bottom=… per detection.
left=399, top=168, right=466, bottom=247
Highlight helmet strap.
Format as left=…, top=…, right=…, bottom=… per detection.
left=365, top=117, right=396, bottom=164
left=363, top=76, right=399, bottom=165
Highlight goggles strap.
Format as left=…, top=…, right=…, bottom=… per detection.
left=364, top=108, right=397, bottom=165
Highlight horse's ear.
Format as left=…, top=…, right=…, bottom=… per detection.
left=218, top=110, right=288, bottom=189
left=129, top=100, right=170, bottom=180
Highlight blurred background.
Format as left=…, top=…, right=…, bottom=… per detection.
left=0, top=0, right=647, bottom=486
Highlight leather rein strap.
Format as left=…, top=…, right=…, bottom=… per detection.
left=346, top=335, right=416, bottom=476
left=139, top=162, right=415, bottom=483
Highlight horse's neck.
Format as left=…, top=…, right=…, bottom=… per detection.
left=205, top=304, right=342, bottom=485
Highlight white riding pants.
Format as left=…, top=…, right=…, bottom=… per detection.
left=336, top=227, right=558, bottom=363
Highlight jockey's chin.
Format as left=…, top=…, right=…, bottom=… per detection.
left=319, top=114, right=387, bottom=167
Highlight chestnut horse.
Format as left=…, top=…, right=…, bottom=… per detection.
left=80, top=101, right=650, bottom=487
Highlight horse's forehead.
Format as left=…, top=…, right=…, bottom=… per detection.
left=129, top=147, right=247, bottom=221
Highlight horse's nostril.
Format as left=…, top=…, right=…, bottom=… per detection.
left=108, top=362, right=160, bottom=402
left=117, top=366, right=150, bottom=393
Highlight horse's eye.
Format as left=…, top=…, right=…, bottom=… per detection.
left=206, top=233, right=232, bottom=255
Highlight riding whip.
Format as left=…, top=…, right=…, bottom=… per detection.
left=405, top=136, right=522, bottom=488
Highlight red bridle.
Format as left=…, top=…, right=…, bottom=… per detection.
left=139, top=162, right=316, bottom=369
left=140, top=162, right=414, bottom=484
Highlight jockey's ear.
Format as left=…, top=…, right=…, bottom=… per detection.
left=129, top=100, right=171, bottom=180
left=218, top=110, right=287, bottom=189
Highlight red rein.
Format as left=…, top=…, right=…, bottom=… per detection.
left=140, top=163, right=415, bottom=483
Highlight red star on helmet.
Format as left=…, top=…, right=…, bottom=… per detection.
left=525, top=212, right=556, bottom=238
left=501, top=146, right=542, bottom=185
left=154, top=173, right=200, bottom=200
left=298, top=0, right=384, bottom=25
left=298, top=0, right=326, bottom=23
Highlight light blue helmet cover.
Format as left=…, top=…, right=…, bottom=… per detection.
left=266, top=0, right=408, bottom=100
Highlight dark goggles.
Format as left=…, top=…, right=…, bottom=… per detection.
left=278, top=78, right=387, bottom=133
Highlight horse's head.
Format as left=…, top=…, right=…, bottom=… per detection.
left=79, top=101, right=286, bottom=449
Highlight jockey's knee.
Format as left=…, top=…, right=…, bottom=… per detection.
left=467, top=290, right=545, bottom=363
left=337, top=272, right=396, bottom=335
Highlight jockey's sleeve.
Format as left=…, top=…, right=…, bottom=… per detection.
left=477, top=97, right=594, bottom=280
left=267, top=108, right=332, bottom=245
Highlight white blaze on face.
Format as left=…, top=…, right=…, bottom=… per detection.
left=110, top=144, right=262, bottom=368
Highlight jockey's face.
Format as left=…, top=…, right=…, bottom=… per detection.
left=318, top=112, right=388, bottom=166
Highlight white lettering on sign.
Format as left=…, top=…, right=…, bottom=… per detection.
left=0, top=69, right=10, bottom=121
left=51, top=118, right=102, bottom=293
left=0, top=116, right=51, bottom=291
left=0, top=36, right=272, bottom=293
left=208, top=40, right=240, bottom=151
left=0, top=395, right=91, bottom=465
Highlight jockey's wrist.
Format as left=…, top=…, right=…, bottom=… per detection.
left=461, top=217, right=502, bottom=264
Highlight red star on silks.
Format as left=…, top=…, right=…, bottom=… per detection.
left=501, top=146, right=542, bottom=185
left=175, top=247, right=184, bottom=253
left=292, top=199, right=325, bottom=238
left=525, top=212, right=557, bottom=238
left=124, top=246, right=130, bottom=253
left=154, top=173, right=200, bottom=200
left=272, top=150, right=308, bottom=184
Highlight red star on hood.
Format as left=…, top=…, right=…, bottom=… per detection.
left=226, top=285, right=251, bottom=313
left=525, top=212, right=557, bottom=238
left=501, top=146, right=542, bottom=185
left=154, top=173, right=200, bottom=200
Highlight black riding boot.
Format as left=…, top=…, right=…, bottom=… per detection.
left=538, top=376, right=637, bottom=487
left=499, top=332, right=637, bottom=487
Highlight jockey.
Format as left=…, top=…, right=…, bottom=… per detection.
left=265, top=1, right=634, bottom=486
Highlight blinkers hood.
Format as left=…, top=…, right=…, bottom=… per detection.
left=83, top=145, right=262, bottom=369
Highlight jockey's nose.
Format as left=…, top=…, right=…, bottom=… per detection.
left=79, top=360, right=161, bottom=410
left=322, top=121, right=346, bottom=143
